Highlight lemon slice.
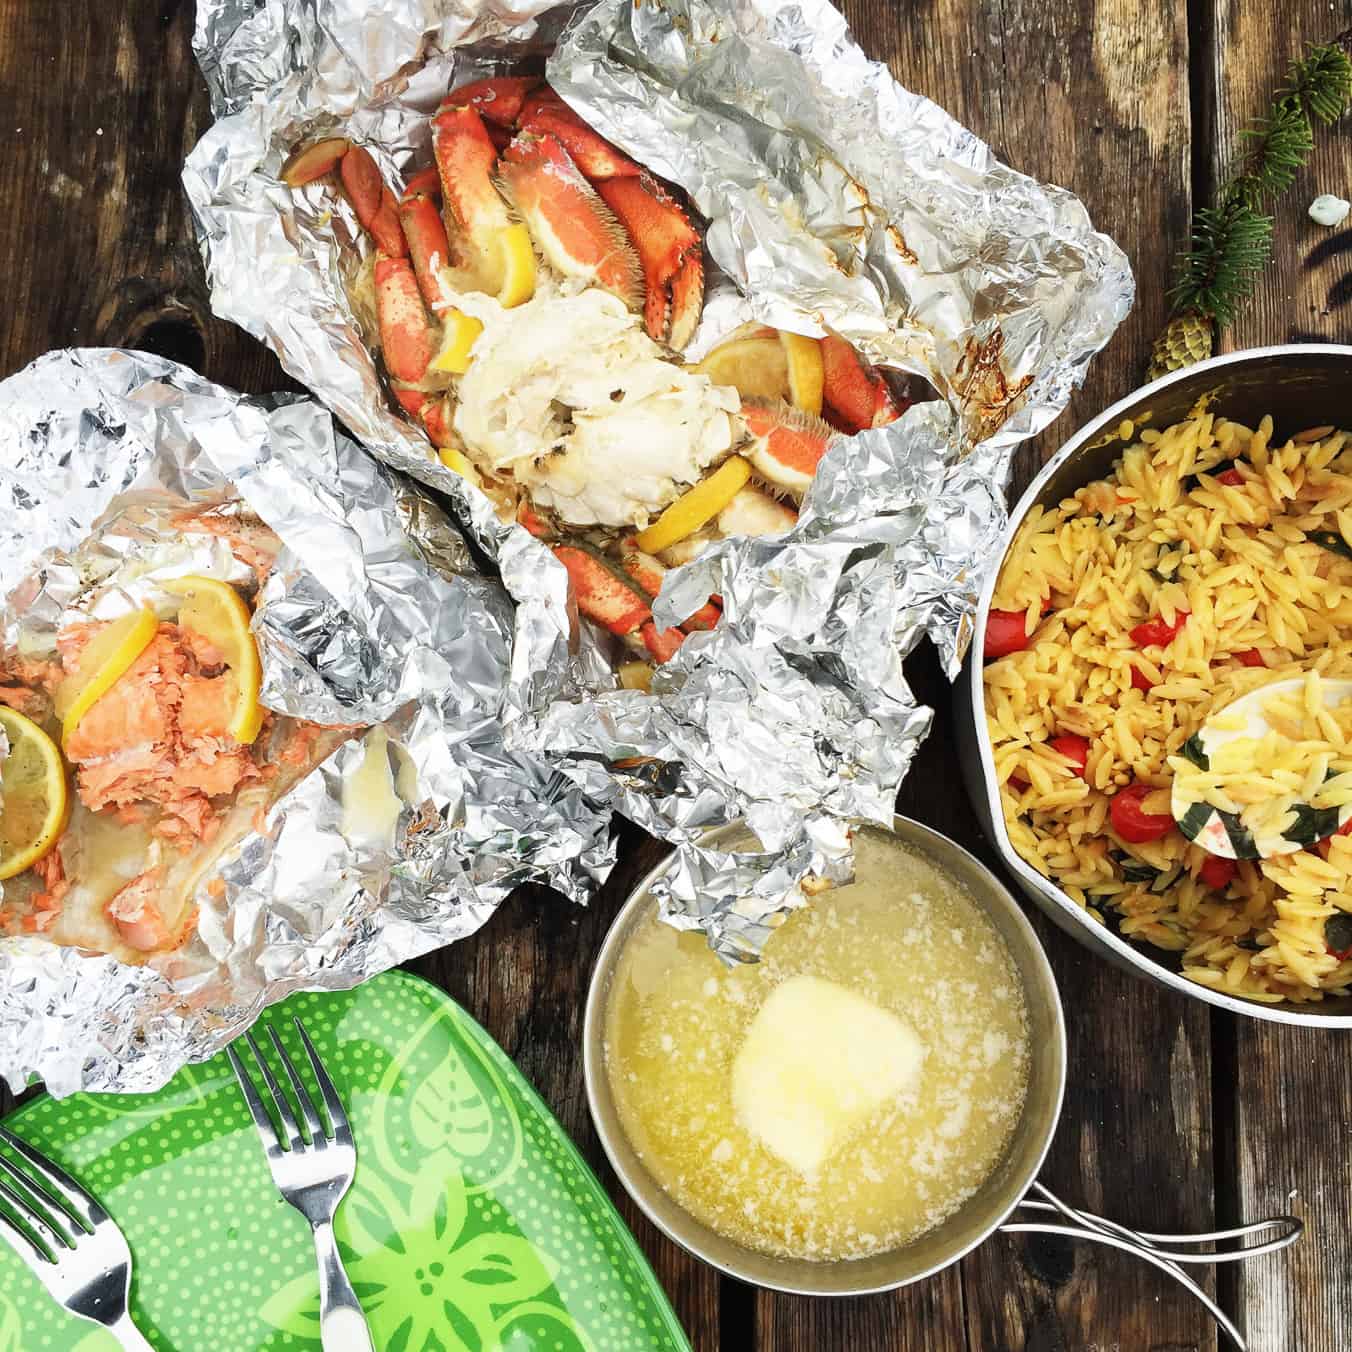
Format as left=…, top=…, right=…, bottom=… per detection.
left=692, top=337, right=789, bottom=402
left=635, top=455, right=753, bottom=555
left=496, top=224, right=537, bottom=308
left=430, top=309, right=485, bottom=375
left=438, top=446, right=471, bottom=475
left=161, top=576, right=264, bottom=744
left=779, top=331, right=824, bottom=416
left=0, top=707, right=68, bottom=881
left=56, top=607, right=159, bottom=746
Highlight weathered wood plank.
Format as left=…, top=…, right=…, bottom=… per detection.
left=1204, top=8, right=1352, bottom=1348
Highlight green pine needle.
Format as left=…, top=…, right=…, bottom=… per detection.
left=1168, top=41, right=1352, bottom=326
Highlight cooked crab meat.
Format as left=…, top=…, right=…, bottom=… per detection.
left=450, top=287, right=738, bottom=528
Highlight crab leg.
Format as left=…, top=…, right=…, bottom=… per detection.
left=553, top=544, right=686, bottom=662
left=443, top=76, right=541, bottom=128
left=499, top=134, right=642, bottom=309
left=374, top=256, right=438, bottom=384
left=517, top=88, right=641, bottom=181
left=619, top=544, right=722, bottom=632
left=820, top=333, right=903, bottom=432
left=397, top=188, right=454, bottom=307
left=741, top=401, right=837, bottom=499
left=432, top=103, right=514, bottom=293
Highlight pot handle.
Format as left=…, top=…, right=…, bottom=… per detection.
left=998, top=1181, right=1303, bottom=1352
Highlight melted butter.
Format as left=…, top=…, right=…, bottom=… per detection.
left=604, top=828, right=1031, bottom=1262
left=340, top=729, right=402, bottom=849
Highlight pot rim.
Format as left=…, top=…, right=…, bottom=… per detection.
left=582, top=813, right=1068, bottom=1295
left=967, top=341, right=1352, bottom=1027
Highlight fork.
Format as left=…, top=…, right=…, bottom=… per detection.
left=0, top=1125, right=152, bottom=1350
left=228, top=1017, right=375, bottom=1352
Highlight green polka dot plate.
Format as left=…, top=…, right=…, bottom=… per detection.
left=0, top=970, right=690, bottom=1352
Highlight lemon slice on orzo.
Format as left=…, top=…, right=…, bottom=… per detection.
left=0, top=706, right=69, bottom=881
left=162, top=576, right=264, bottom=744
left=56, top=606, right=159, bottom=746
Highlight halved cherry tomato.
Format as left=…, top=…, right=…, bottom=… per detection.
left=985, top=609, right=1032, bottom=659
left=1110, top=782, right=1175, bottom=843
left=1198, top=855, right=1237, bottom=891
left=1317, top=817, right=1352, bottom=862
left=1130, top=665, right=1156, bottom=692
left=1234, top=648, right=1266, bottom=668
left=1130, top=611, right=1190, bottom=648
left=1216, top=468, right=1244, bottom=486
left=1049, top=734, right=1089, bottom=778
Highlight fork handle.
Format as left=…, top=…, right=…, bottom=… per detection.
left=313, top=1220, right=376, bottom=1352
left=106, top=1313, right=155, bottom=1351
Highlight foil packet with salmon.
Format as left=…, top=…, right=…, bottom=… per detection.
left=186, top=0, right=1132, bottom=957
left=0, top=350, right=613, bottom=1095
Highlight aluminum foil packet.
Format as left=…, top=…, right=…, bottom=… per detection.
left=184, top=0, right=1132, bottom=956
left=0, top=349, right=613, bottom=1096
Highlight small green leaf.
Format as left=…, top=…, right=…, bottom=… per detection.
left=1120, top=860, right=1160, bottom=883
left=1180, top=733, right=1210, bottom=770
left=1310, top=531, right=1352, bottom=563
left=1282, top=802, right=1342, bottom=846
left=1325, top=913, right=1352, bottom=953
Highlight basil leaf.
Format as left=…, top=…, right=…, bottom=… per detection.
left=1325, top=913, right=1352, bottom=954
left=1149, top=865, right=1183, bottom=894
left=1311, top=531, right=1352, bottom=563
left=1120, top=860, right=1159, bottom=883
left=1180, top=734, right=1210, bottom=770
left=1177, top=801, right=1215, bottom=841
left=1220, top=810, right=1260, bottom=860
left=1282, top=802, right=1343, bottom=847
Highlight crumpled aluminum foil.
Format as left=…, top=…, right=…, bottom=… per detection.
left=184, top=0, right=1132, bottom=957
left=0, top=350, right=613, bottom=1096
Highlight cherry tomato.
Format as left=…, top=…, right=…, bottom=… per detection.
left=1198, top=855, right=1237, bottom=891
left=1110, top=782, right=1175, bottom=843
left=1216, top=468, right=1244, bottom=486
left=1317, top=817, right=1352, bottom=862
left=1130, top=665, right=1156, bottom=692
left=1234, top=648, right=1266, bottom=668
left=985, top=609, right=1032, bottom=659
left=1049, top=734, right=1090, bottom=778
left=1130, top=611, right=1190, bottom=648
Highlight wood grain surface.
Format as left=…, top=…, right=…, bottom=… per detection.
left=2, top=0, right=1350, bottom=1349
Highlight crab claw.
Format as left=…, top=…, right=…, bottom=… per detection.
left=597, top=174, right=701, bottom=345
left=741, top=400, right=837, bottom=498
left=619, top=544, right=722, bottom=632
left=820, top=333, right=903, bottom=432
left=339, top=145, right=407, bottom=258
left=375, top=256, right=438, bottom=384
left=281, top=136, right=352, bottom=186
left=518, top=89, right=640, bottom=181
left=667, top=248, right=705, bottom=352
left=401, top=167, right=443, bottom=201
left=397, top=191, right=454, bottom=306
left=442, top=76, right=541, bottom=128
left=499, top=133, right=642, bottom=310
left=432, top=103, right=514, bottom=293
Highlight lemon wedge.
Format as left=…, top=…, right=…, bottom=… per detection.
left=496, top=224, right=537, bottom=308
left=438, top=446, right=471, bottom=475
left=430, top=309, right=485, bottom=375
left=779, top=331, right=824, bottom=416
left=617, top=661, right=654, bottom=693
left=634, top=456, right=753, bottom=555
left=692, top=336, right=788, bottom=402
left=56, top=607, right=159, bottom=746
left=0, top=707, right=69, bottom=881
left=161, top=576, right=264, bottom=744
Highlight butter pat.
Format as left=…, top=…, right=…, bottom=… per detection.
left=731, top=975, right=924, bottom=1175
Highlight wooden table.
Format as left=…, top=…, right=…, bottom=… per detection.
left=1, top=3, right=1350, bottom=1348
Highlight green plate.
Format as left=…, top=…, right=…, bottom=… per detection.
left=0, top=971, right=690, bottom=1352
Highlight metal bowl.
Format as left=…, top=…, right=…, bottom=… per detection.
left=956, top=343, right=1352, bottom=1026
left=582, top=815, right=1067, bottom=1295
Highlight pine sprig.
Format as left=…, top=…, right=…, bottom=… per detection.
left=1166, top=41, right=1352, bottom=329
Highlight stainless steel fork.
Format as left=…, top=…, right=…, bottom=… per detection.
left=0, top=1125, right=152, bottom=1350
left=228, top=1017, right=375, bottom=1352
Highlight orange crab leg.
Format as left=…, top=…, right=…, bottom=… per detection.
left=392, top=386, right=457, bottom=448
left=397, top=191, right=454, bottom=306
left=518, top=90, right=640, bottom=181
left=619, top=545, right=721, bottom=632
left=281, top=136, right=351, bottom=186
left=820, top=333, right=903, bottom=432
left=442, top=75, right=541, bottom=128
left=638, top=621, right=686, bottom=664
left=499, top=133, right=642, bottom=310
left=432, top=103, right=514, bottom=292
left=552, top=544, right=686, bottom=662
left=339, top=145, right=407, bottom=258
left=742, top=401, right=836, bottom=498
left=375, top=256, right=437, bottom=383
left=402, top=166, right=442, bottom=200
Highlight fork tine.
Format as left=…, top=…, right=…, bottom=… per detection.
left=246, top=1031, right=305, bottom=1152
left=0, top=1197, right=54, bottom=1266
left=227, top=1043, right=281, bottom=1155
left=269, top=1025, right=325, bottom=1144
left=0, top=1174, right=69, bottom=1256
left=0, top=1128, right=103, bottom=1230
left=293, top=1018, right=351, bottom=1142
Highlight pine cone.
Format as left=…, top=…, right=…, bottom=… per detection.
left=1147, top=312, right=1215, bottom=381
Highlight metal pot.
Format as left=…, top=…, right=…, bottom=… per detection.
left=582, top=816, right=1300, bottom=1349
left=956, top=343, right=1352, bottom=1026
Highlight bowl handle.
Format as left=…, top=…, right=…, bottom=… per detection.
left=997, top=1180, right=1303, bottom=1351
